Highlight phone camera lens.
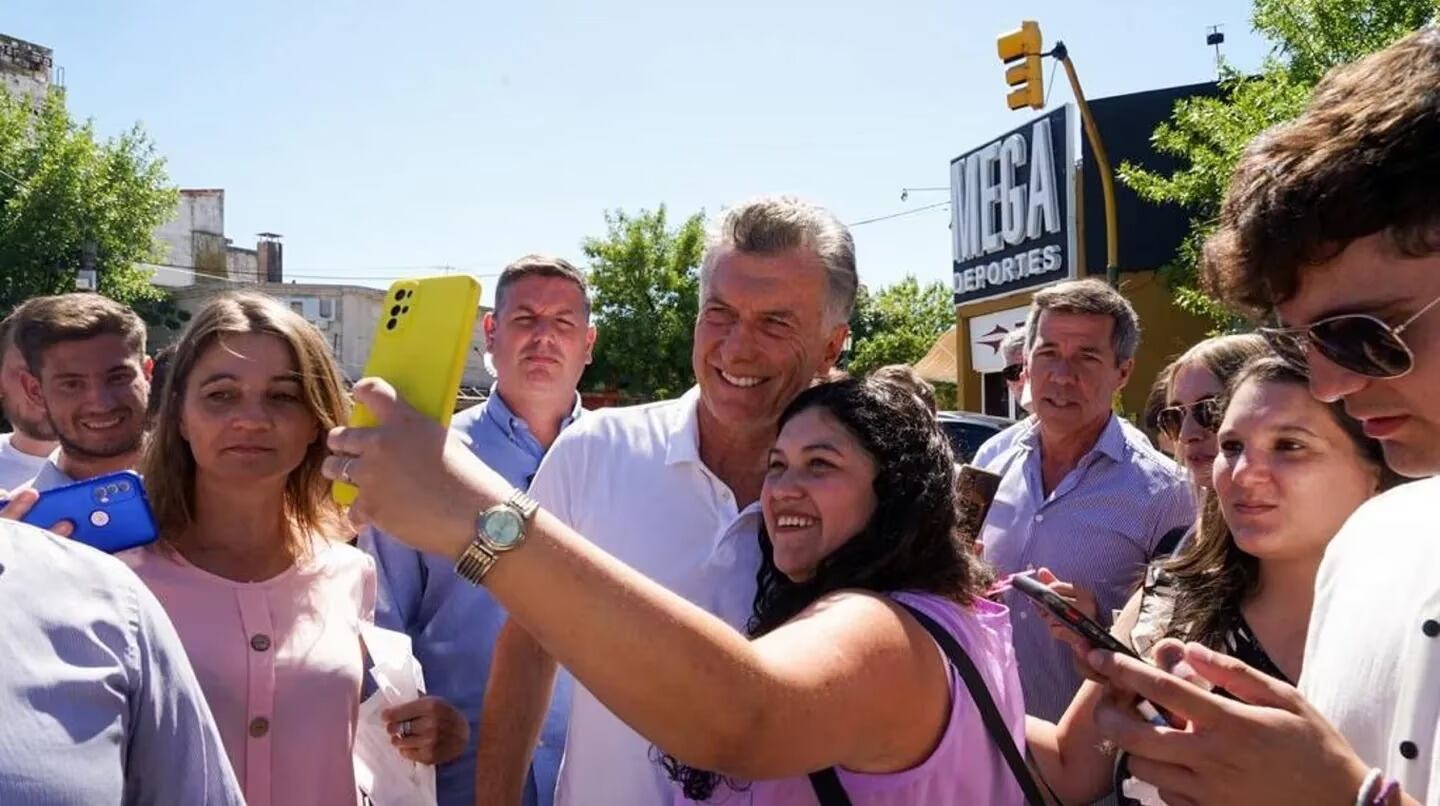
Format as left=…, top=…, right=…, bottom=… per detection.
left=401, top=306, right=409, bottom=314
left=394, top=289, right=405, bottom=301
left=386, top=319, right=397, bottom=331
left=390, top=305, right=401, bottom=316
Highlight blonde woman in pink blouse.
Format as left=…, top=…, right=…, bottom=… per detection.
left=121, top=293, right=467, bottom=806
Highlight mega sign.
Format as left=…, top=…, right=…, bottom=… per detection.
left=950, top=105, right=1076, bottom=305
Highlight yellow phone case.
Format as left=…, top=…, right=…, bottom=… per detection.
left=332, top=275, right=481, bottom=505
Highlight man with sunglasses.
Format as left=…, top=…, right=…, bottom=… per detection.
left=1086, top=27, right=1440, bottom=805
left=972, top=326, right=1032, bottom=468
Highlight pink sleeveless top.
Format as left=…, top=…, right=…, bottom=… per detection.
left=676, top=591, right=1027, bottom=805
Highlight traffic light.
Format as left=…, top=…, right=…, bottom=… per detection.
left=997, top=21, right=1044, bottom=111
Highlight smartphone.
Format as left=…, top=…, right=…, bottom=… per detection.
left=332, top=275, right=481, bottom=505
left=2, top=471, right=159, bottom=553
left=1011, top=573, right=1173, bottom=727
left=1011, top=573, right=1138, bottom=659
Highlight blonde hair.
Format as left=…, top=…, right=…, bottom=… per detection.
left=140, top=292, right=350, bottom=553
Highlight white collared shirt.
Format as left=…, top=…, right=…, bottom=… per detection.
left=529, top=387, right=763, bottom=806
left=1301, top=477, right=1440, bottom=803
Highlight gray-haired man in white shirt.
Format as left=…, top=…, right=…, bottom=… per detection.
left=473, top=196, right=855, bottom=806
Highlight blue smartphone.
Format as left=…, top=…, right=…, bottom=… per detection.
left=3, top=471, right=159, bottom=553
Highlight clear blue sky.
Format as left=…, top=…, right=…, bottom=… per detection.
left=5, top=0, right=1270, bottom=304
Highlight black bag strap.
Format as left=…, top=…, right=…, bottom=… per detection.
left=806, top=767, right=852, bottom=806
left=807, top=603, right=1047, bottom=806
left=1153, top=524, right=1190, bottom=559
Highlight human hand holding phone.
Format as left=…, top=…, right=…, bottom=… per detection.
left=0, top=487, right=75, bottom=537
left=1031, top=568, right=1101, bottom=661
left=1010, top=573, right=1173, bottom=728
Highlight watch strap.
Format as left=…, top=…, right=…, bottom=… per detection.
left=455, top=539, right=498, bottom=586
left=505, top=488, right=540, bottom=520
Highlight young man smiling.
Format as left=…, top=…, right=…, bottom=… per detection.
left=1087, top=27, right=1440, bottom=806
left=13, top=293, right=150, bottom=491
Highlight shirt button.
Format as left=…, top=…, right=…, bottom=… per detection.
left=249, top=717, right=270, bottom=738
left=1400, top=740, right=1419, bottom=760
left=1423, top=619, right=1440, bottom=638
left=250, top=633, right=272, bottom=652
left=1034, top=514, right=1045, bottom=523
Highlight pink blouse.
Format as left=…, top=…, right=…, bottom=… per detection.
left=121, top=539, right=376, bottom=806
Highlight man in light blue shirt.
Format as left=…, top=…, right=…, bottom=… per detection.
left=978, top=280, right=1192, bottom=723
left=0, top=516, right=243, bottom=804
left=362, top=255, right=596, bottom=806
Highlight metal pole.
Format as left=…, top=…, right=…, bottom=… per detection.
left=1052, top=42, right=1119, bottom=288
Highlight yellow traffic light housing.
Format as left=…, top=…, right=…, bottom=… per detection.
left=997, top=21, right=1045, bottom=110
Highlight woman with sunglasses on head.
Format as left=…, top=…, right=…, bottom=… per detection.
left=1032, top=335, right=1269, bottom=631
left=1025, top=354, right=1399, bottom=805
left=119, top=293, right=467, bottom=806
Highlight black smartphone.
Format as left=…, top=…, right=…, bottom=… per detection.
left=1010, top=573, right=1172, bottom=726
left=1011, top=573, right=1138, bottom=658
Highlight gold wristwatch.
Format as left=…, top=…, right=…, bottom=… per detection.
left=455, top=488, right=539, bottom=585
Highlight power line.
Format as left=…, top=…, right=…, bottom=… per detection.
left=847, top=199, right=950, bottom=228
left=137, top=260, right=504, bottom=284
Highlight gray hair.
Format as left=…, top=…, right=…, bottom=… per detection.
left=1024, top=278, right=1140, bottom=362
left=999, top=327, right=1027, bottom=365
left=700, top=195, right=858, bottom=326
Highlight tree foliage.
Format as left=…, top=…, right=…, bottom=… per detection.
left=0, top=88, right=179, bottom=319
left=1118, top=0, right=1438, bottom=327
left=582, top=206, right=706, bottom=401
left=844, top=276, right=953, bottom=376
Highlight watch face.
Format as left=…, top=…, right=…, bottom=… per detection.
left=482, top=508, right=524, bottom=548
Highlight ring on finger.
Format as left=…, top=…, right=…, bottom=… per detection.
left=340, top=457, right=355, bottom=485
left=398, top=718, right=415, bottom=738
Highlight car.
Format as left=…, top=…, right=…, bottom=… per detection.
left=936, top=410, right=1014, bottom=464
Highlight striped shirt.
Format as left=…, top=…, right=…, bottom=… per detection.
left=978, top=415, right=1193, bottom=722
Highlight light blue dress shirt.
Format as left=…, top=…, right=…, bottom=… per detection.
left=978, top=414, right=1194, bottom=723
left=0, top=518, right=243, bottom=805
left=361, top=388, right=581, bottom=806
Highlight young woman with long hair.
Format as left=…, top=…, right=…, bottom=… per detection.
left=122, top=292, right=466, bottom=806
left=1027, top=355, right=1399, bottom=805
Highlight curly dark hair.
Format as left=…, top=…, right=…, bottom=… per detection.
left=1201, top=26, right=1440, bottom=316
left=659, top=374, right=994, bottom=800
left=1163, top=356, right=1401, bottom=647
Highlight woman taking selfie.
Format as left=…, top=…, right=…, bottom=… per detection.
left=121, top=292, right=465, bottom=806
left=1026, top=355, right=1398, bottom=805
left=326, top=374, right=1032, bottom=804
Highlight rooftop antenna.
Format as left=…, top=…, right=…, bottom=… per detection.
left=1206, top=25, right=1226, bottom=79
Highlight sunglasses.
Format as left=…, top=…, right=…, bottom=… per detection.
left=1000, top=363, right=1024, bottom=382
left=1156, top=397, right=1221, bottom=441
left=1259, top=293, right=1440, bottom=379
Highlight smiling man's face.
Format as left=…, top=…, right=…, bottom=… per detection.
left=692, top=246, right=847, bottom=433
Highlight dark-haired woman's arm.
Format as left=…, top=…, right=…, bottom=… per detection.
left=1026, top=587, right=1146, bottom=805
left=324, top=379, right=952, bottom=779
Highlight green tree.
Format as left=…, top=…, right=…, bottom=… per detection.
left=1119, top=0, right=1437, bottom=327
left=582, top=205, right=706, bottom=401
left=844, top=276, right=953, bottom=376
left=0, top=87, right=179, bottom=317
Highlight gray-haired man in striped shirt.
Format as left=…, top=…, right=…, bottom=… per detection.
left=977, top=279, right=1193, bottom=723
